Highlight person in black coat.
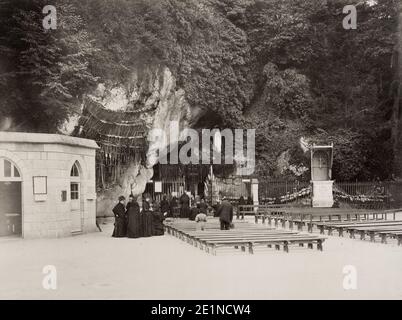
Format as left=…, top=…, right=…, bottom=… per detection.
left=112, top=196, right=127, bottom=237
left=198, top=198, right=208, bottom=214
left=141, top=197, right=153, bottom=237
left=126, top=194, right=134, bottom=211
left=170, top=196, right=179, bottom=218
left=217, top=198, right=233, bottom=230
left=160, top=195, right=170, bottom=216
left=180, top=192, right=190, bottom=218
left=213, top=200, right=221, bottom=217
left=237, top=196, right=246, bottom=219
left=152, top=202, right=165, bottom=236
left=189, top=205, right=199, bottom=221
left=127, top=196, right=141, bottom=238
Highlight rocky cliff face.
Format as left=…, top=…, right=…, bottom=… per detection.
left=60, top=64, right=205, bottom=215
left=91, top=63, right=202, bottom=170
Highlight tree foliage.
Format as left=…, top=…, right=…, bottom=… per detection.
left=0, top=0, right=401, bottom=180
left=0, top=0, right=98, bottom=131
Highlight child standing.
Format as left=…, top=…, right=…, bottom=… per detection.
left=195, top=212, right=207, bottom=231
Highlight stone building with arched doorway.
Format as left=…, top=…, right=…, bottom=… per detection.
left=0, top=131, right=98, bottom=238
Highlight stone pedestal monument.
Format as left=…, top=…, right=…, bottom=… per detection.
left=251, top=178, right=259, bottom=207
left=310, top=143, right=334, bottom=207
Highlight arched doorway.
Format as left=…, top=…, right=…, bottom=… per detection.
left=0, top=158, right=22, bottom=236
left=70, top=161, right=83, bottom=233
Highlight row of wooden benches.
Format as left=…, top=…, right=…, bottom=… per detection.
left=243, top=206, right=402, bottom=245
left=237, top=205, right=400, bottom=221
left=236, top=204, right=284, bottom=220
left=164, top=218, right=326, bottom=255
left=314, top=220, right=402, bottom=244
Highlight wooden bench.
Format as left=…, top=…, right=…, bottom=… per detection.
left=237, top=204, right=286, bottom=221
left=186, top=231, right=301, bottom=249
left=258, top=208, right=359, bottom=229
left=199, top=235, right=326, bottom=255
left=344, top=224, right=402, bottom=242
left=168, top=226, right=284, bottom=241
left=316, top=220, right=402, bottom=237
left=164, top=218, right=326, bottom=255
left=377, top=230, right=402, bottom=245
left=262, top=208, right=402, bottom=233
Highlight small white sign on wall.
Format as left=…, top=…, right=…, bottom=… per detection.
left=86, top=186, right=96, bottom=200
left=33, top=176, right=47, bottom=194
left=154, top=181, right=162, bottom=193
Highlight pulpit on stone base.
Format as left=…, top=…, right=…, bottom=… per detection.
left=310, top=143, right=334, bottom=207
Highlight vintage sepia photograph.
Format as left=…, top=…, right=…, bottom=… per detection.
left=0, top=0, right=401, bottom=303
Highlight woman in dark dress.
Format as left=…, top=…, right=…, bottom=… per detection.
left=112, top=196, right=127, bottom=237
left=127, top=196, right=141, bottom=238
left=126, top=194, right=134, bottom=211
left=160, top=195, right=170, bottom=216
left=152, top=202, right=165, bottom=236
left=180, top=192, right=190, bottom=218
left=141, top=197, right=153, bottom=237
left=170, top=196, right=178, bottom=218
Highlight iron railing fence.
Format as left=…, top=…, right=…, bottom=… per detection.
left=333, top=181, right=402, bottom=209
left=258, top=180, right=311, bottom=205
left=257, top=180, right=402, bottom=209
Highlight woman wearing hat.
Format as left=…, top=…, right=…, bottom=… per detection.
left=127, top=195, right=141, bottom=238
left=112, top=195, right=127, bottom=237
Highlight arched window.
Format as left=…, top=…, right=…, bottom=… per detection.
left=70, top=161, right=81, bottom=200
left=70, top=162, right=80, bottom=177
left=0, top=158, right=21, bottom=181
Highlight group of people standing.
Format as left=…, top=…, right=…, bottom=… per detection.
left=238, top=195, right=254, bottom=207
left=112, top=194, right=165, bottom=238
left=112, top=191, right=246, bottom=236
left=156, top=192, right=208, bottom=219
left=185, top=194, right=234, bottom=231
